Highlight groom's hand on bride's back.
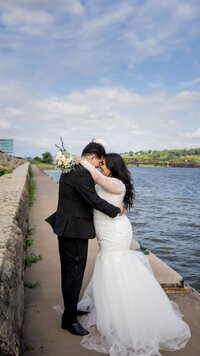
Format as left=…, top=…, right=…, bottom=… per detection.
left=119, top=206, right=125, bottom=215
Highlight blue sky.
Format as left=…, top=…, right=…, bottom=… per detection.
left=0, top=0, right=200, bottom=157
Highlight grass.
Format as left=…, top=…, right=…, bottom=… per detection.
left=25, top=226, right=35, bottom=247
left=24, top=280, right=40, bottom=288
left=29, top=164, right=33, bottom=178
left=25, top=252, right=42, bottom=267
left=0, top=168, right=13, bottom=176
left=26, top=226, right=35, bottom=236
left=31, top=161, right=56, bottom=170
left=24, top=343, right=34, bottom=351
left=25, top=227, right=42, bottom=288
left=25, top=238, right=34, bottom=248
left=29, top=165, right=36, bottom=207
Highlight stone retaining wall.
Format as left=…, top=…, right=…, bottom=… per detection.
left=0, top=162, right=30, bottom=356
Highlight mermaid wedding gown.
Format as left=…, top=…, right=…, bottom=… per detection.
left=77, top=160, right=191, bottom=356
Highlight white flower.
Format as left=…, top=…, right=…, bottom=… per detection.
left=55, top=150, right=78, bottom=173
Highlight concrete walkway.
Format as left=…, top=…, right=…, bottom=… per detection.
left=23, top=165, right=200, bottom=356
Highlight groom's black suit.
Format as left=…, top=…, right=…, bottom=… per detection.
left=46, top=164, right=120, bottom=324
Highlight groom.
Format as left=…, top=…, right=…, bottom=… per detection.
left=46, top=141, right=124, bottom=335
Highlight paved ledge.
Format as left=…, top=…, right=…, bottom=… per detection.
left=130, top=240, right=184, bottom=288
left=0, top=162, right=30, bottom=356
left=23, top=165, right=200, bottom=356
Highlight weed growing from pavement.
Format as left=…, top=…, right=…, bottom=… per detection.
left=25, top=252, right=42, bottom=267
left=24, top=280, right=40, bottom=289
left=28, top=165, right=36, bottom=207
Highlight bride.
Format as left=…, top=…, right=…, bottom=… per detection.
left=77, top=153, right=191, bottom=356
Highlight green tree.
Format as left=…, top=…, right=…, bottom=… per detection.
left=33, top=156, right=43, bottom=162
left=42, top=151, right=53, bottom=164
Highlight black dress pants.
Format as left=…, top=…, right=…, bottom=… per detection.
left=58, top=237, right=88, bottom=323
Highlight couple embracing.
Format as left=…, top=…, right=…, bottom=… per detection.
left=46, top=141, right=190, bottom=356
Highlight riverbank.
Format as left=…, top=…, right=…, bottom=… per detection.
left=23, top=165, right=200, bottom=355
left=122, top=148, right=200, bottom=168
left=124, top=159, right=200, bottom=168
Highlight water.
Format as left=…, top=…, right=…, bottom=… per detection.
left=45, top=167, right=200, bottom=292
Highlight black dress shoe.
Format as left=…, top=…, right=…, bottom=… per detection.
left=61, top=321, right=89, bottom=335
left=77, top=309, right=89, bottom=316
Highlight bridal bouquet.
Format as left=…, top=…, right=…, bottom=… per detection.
left=55, top=138, right=78, bottom=173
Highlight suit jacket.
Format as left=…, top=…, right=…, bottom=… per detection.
left=45, top=164, right=120, bottom=239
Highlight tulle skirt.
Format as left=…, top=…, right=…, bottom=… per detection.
left=78, top=249, right=191, bottom=356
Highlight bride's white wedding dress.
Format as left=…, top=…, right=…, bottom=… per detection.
left=77, top=160, right=191, bottom=356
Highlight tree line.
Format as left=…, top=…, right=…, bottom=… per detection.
left=32, top=152, right=53, bottom=164
left=122, top=148, right=200, bottom=167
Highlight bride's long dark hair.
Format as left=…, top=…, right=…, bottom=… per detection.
left=105, top=153, right=134, bottom=210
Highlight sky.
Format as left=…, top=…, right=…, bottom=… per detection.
left=0, top=0, right=200, bottom=157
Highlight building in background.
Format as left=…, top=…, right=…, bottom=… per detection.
left=0, top=139, right=14, bottom=154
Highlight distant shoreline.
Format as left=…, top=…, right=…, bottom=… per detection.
left=123, top=159, right=200, bottom=168
left=122, top=148, right=200, bottom=168
left=126, top=163, right=200, bottom=168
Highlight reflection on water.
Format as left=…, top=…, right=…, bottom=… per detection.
left=45, top=167, right=200, bottom=292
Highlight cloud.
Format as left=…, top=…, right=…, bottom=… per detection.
left=0, top=120, right=11, bottom=130
left=0, top=1, right=200, bottom=156
left=121, top=0, right=200, bottom=64
left=1, top=7, right=53, bottom=26
left=178, top=78, right=200, bottom=90
left=0, top=0, right=200, bottom=88
left=181, top=128, right=200, bottom=138
left=0, top=81, right=200, bottom=156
